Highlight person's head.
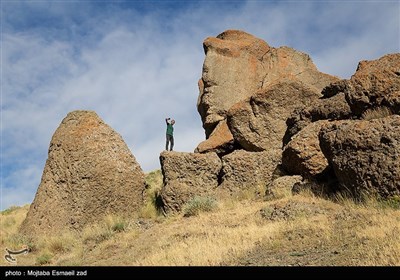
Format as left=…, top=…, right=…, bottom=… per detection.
left=171, top=119, right=175, bottom=125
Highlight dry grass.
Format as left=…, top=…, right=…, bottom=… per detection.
left=2, top=170, right=400, bottom=266
left=140, top=169, right=163, bottom=219
left=361, top=106, right=392, bottom=120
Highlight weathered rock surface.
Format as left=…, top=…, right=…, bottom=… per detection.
left=219, top=150, right=280, bottom=194
left=197, top=29, right=338, bottom=137
left=284, top=93, right=352, bottom=145
left=319, top=116, right=400, bottom=198
left=228, top=79, right=321, bottom=153
left=197, top=30, right=271, bottom=136
left=194, top=120, right=235, bottom=156
left=282, top=120, right=330, bottom=178
left=325, top=53, right=400, bottom=116
left=20, top=111, right=145, bottom=235
left=265, top=175, right=303, bottom=200
left=159, top=151, right=222, bottom=213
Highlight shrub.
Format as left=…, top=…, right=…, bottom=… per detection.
left=112, top=222, right=126, bottom=232
left=104, top=215, right=129, bottom=232
left=46, top=233, right=75, bottom=254
left=36, top=253, right=52, bottom=265
left=183, top=196, right=218, bottom=217
left=361, top=107, right=392, bottom=120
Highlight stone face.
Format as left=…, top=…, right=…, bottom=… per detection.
left=282, top=120, right=331, bottom=178
left=197, top=29, right=338, bottom=137
left=20, top=111, right=145, bottom=235
left=219, top=150, right=280, bottom=193
left=197, top=30, right=271, bottom=136
left=319, top=116, right=400, bottom=198
left=159, top=151, right=222, bottom=213
left=228, top=79, right=321, bottom=153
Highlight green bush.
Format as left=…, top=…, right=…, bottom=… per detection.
left=183, top=196, right=218, bottom=217
left=112, top=222, right=126, bottom=232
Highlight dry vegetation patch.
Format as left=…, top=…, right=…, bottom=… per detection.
left=2, top=170, right=400, bottom=266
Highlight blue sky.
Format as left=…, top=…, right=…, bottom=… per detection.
left=1, top=0, right=399, bottom=210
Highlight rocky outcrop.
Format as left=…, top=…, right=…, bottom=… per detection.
left=159, top=151, right=222, bottom=213
left=282, top=120, right=330, bottom=179
left=319, top=116, right=400, bottom=198
left=20, top=111, right=145, bottom=235
left=228, top=79, right=321, bottom=153
left=160, top=30, right=400, bottom=212
left=198, top=29, right=338, bottom=137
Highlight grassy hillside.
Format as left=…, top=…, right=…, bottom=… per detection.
left=1, top=169, right=400, bottom=266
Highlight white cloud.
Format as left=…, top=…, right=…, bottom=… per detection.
left=1, top=1, right=399, bottom=210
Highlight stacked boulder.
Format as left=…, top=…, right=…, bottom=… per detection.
left=161, top=30, right=400, bottom=213
left=160, top=30, right=339, bottom=213
left=284, top=53, right=400, bottom=198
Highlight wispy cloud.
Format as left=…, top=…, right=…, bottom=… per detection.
left=1, top=0, right=399, bottom=210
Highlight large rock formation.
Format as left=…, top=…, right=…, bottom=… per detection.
left=159, top=151, right=222, bottom=213
left=20, top=111, right=145, bottom=235
left=197, top=29, right=338, bottom=137
left=281, top=53, right=400, bottom=198
left=159, top=30, right=400, bottom=213
left=319, top=116, right=400, bottom=198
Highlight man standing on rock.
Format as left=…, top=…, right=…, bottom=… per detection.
left=165, top=117, right=175, bottom=151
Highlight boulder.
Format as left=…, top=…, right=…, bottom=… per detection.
left=326, top=53, right=400, bottom=116
left=194, top=120, right=235, bottom=156
left=197, top=29, right=338, bottom=137
left=282, top=120, right=331, bottom=178
left=197, top=30, right=271, bottom=136
left=20, top=111, right=145, bottom=235
left=219, top=150, right=280, bottom=194
left=228, top=79, right=321, bottom=153
left=284, top=92, right=352, bottom=145
left=319, top=116, right=400, bottom=198
left=159, top=151, right=222, bottom=213
left=265, top=175, right=304, bottom=200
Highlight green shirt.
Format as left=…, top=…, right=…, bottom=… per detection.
left=166, top=123, right=174, bottom=136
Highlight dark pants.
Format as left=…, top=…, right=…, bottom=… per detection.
left=166, top=134, right=174, bottom=151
